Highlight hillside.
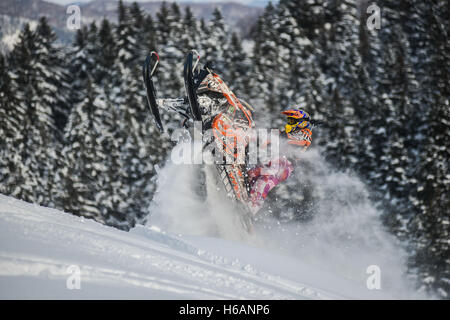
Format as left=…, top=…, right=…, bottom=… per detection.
left=0, top=182, right=424, bottom=299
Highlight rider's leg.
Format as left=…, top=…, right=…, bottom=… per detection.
left=247, top=166, right=262, bottom=186
left=248, top=157, right=294, bottom=214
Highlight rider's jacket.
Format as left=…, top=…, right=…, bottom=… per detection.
left=281, top=126, right=312, bottom=148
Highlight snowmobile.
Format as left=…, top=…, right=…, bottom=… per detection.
left=143, top=50, right=255, bottom=232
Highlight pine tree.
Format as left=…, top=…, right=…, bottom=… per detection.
left=274, top=3, right=326, bottom=123
left=115, top=1, right=173, bottom=226
left=223, top=32, right=250, bottom=98
left=248, top=2, right=280, bottom=124
left=6, top=21, right=60, bottom=206
left=279, top=0, right=333, bottom=41
left=160, top=2, right=185, bottom=96
left=0, top=52, right=25, bottom=198
left=2, top=25, right=38, bottom=201
left=156, top=1, right=170, bottom=47
left=58, top=75, right=114, bottom=225
left=96, top=19, right=118, bottom=85
left=129, top=1, right=147, bottom=57
left=66, top=26, right=93, bottom=113
left=374, top=11, right=417, bottom=205
left=95, top=18, right=127, bottom=228
left=409, top=98, right=450, bottom=297
left=403, top=0, right=450, bottom=297
left=351, top=1, right=385, bottom=189
left=142, top=13, right=157, bottom=53
left=117, top=0, right=144, bottom=71
left=202, top=8, right=228, bottom=76
left=315, top=1, right=361, bottom=170
left=181, top=6, right=199, bottom=51
left=33, top=17, right=70, bottom=205
left=55, top=18, right=134, bottom=229
left=35, top=17, right=70, bottom=138
left=197, top=18, right=211, bottom=57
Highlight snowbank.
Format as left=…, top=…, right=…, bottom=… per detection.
left=0, top=192, right=423, bottom=299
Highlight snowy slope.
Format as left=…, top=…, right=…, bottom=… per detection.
left=0, top=192, right=423, bottom=299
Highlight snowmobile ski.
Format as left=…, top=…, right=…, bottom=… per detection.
left=143, top=51, right=164, bottom=133
left=183, top=50, right=203, bottom=123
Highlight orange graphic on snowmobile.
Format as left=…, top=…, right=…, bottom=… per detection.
left=208, top=72, right=253, bottom=161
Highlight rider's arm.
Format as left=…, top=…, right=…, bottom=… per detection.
left=282, top=128, right=313, bottom=164
left=286, top=128, right=312, bottom=148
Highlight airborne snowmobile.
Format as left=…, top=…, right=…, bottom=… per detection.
left=143, top=50, right=255, bottom=232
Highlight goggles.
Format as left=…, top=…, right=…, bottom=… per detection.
left=285, top=119, right=309, bottom=133
left=287, top=117, right=299, bottom=125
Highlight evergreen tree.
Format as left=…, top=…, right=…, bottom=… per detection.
left=66, top=26, right=92, bottom=111
left=153, top=2, right=185, bottom=97
left=279, top=0, right=333, bottom=41
left=202, top=8, right=228, bottom=76
left=115, top=1, right=173, bottom=225
left=35, top=17, right=70, bottom=137
left=6, top=21, right=60, bottom=206
left=375, top=14, right=417, bottom=204
left=223, top=32, right=250, bottom=98
left=159, top=2, right=185, bottom=96
left=409, top=99, right=450, bottom=297
left=56, top=17, right=134, bottom=229
left=129, top=1, right=147, bottom=57
left=197, top=18, right=211, bottom=56
left=274, top=3, right=326, bottom=123
left=156, top=1, right=170, bottom=47
left=403, top=0, right=450, bottom=297
left=248, top=2, right=280, bottom=124
left=4, top=25, right=40, bottom=202
left=95, top=18, right=127, bottom=228
left=0, top=52, right=26, bottom=198
left=142, top=13, right=157, bottom=53
left=181, top=6, right=199, bottom=51
left=96, top=19, right=118, bottom=85
left=117, top=0, right=143, bottom=70
left=58, top=75, right=115, bottom=225
left=316, top=1, right=361, bottom=170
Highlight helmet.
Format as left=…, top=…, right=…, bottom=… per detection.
left=281, top=109, right=310, bottom=133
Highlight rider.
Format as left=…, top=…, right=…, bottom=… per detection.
left=247, top=108, right=313, bottom=215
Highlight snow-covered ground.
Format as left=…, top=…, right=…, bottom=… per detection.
left=0, top=194, right=402, bottom=299
left=0, top=145, right=428, bottom=299
left=0, top=150, right=428, bottom=299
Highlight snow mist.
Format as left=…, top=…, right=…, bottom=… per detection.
left=145, top=142, right=424, bottom=298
